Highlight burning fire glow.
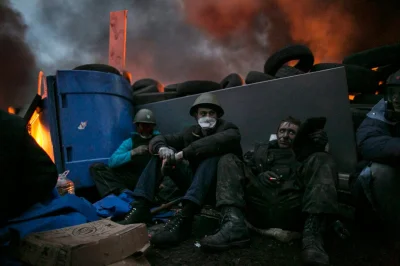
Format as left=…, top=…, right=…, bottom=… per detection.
left=28, top=110, right=55, bottom=162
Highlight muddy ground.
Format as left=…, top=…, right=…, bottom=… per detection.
left=146, top=225, right=400, bottom=266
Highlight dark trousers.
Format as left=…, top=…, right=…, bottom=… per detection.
left=132, top=156, right=220, bottom=206
left=90, top=163, right=140, bottom=198
left=216, top=152, right=338, bottom=231
left=352, top=163, right=400, bottom=237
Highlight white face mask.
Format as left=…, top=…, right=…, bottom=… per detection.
left=139, top=134, right=152, bottom=139
left=198, top=117, right=217, bottom=129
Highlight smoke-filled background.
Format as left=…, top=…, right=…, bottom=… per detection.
left=1, top=0, right=400, bottom=110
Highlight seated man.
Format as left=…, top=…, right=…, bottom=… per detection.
left=352, top=70, right=400, bottom=237
left=118, top=92, right=243, bottom=248
left=90, top=109, right=160, bottom=198
left=0, top=109, right=58, bottom=226
left=201, top=116, right=338, bottom=266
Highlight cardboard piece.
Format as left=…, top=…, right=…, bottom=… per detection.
left=18, top=220, right=149, bottom=266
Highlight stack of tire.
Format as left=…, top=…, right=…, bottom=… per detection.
left=244, top=44, right=315, bottom=85
left=341, top=44, right=400, bottom=131
left=134, top=73, right=245, bottom=105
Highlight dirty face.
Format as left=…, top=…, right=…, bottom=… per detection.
left=196, top=107, right=217, bottom=119
left=388, top=87, right=400, bottom=112
left=136, top=122, right=155, bottom=138
left=277, top=122, right=299, bottom=149
left=196, top=107, right=218, bottom=130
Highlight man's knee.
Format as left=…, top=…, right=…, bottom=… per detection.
left=307, top=152, right=335, bottom=166
left=219, top=153, right=241, bottom=167
left=370, top=163, right=398, bottom=180
left=89, top=163, right=108, bottom=178
left=370, top=163, right=400, bottom=192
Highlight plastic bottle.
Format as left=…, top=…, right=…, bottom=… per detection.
left=56, top=170, right=75, bottom=196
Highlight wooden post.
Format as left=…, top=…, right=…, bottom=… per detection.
left=109, top=10, right=127, bottom=72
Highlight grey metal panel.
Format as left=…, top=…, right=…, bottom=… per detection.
left=138, top=67, right=357, bottom=174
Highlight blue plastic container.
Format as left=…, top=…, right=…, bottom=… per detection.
left=54, top=70, right=133, bottom=188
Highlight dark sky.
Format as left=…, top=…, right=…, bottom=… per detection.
left=1, top=0, right=399, bottom=109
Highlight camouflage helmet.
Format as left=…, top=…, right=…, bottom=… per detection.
left=133, top=109, right=156, bottom=124
left=189, top=93, right=224, bottom=117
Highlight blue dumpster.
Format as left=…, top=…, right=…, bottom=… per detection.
left=53, top=70, right=133, bottom=188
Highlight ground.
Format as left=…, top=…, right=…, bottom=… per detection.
left=145, top=223, right=400, bottom=266
left=146, top=233, right=399, bottom=266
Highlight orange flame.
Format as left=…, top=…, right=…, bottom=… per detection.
left=29, top=110, right=55, bottom=162
left=7, top=106, right=16, bottom=114
left=27, top=70, right=55, bottom=162
left=182, top=0, right=356, bottom=64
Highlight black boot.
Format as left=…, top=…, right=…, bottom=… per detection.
left=150, top=211, right=192, bottom=248
left=200, top=206, right=250, bottom=252
left=116, top=200, right=152, bottom=225
left=302, top=214, right=329, bottom=266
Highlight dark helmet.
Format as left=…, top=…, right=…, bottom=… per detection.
left=133, top=109, right=156, bottom=124
left=189, top=93, right=224, bottom=117
left=386, top=69, right=400, bottom=87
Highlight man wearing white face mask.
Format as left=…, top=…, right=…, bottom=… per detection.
left=118, top=93, right=242, bottom=247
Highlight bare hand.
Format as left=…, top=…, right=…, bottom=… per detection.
left=131, top=145, right=149, bottom=156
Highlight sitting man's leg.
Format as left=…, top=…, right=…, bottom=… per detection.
left=90, top=163, right=138, bottom=198
left=119, top=156, right=162, bottom=224
left=200, top=154, right=250, bottom=251
left=150, top=156, right=220, bottom=247
left=298, top=152, right=338, bottom=266
left=370, top=163, right=400, bottom=238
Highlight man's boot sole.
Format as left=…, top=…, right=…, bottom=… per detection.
left=200, top=238, right=251, bottom=252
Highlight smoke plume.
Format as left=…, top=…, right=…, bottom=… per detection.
left=0, top=0, right=36, bottom=110
left=4, top=0, right=400, bottom=108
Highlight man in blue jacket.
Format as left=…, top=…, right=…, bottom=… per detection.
left=353, top=69, right=400, bottom=237
left=90, top=109, right=160, bottom=198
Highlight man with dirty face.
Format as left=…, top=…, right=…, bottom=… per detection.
left=118, top=92, right=242, bottom=248
left=353, top=69, right=400, bottom=238
left=201, top=116, right=339, bottom=266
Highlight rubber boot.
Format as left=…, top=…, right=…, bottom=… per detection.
left=200, top=206, right=250, bottom=252
left=301, top=214, right=329, bottom=266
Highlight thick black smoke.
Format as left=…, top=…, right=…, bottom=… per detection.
left=12, top=0, right=400, bottom=101
left=30, top=0, right=268, bottom=84
left=0, top=0, right=36, bottom=110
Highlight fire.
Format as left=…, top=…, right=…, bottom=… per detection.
left=182, top=0, right=355, bottom=64
left=7, top=106, right=16, bottom=114
left=29, top=110, right=55, bottom=162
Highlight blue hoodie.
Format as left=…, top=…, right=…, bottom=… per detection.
left=108, top=130, right=160, bottom=168
left=356, top=99, right=400, bottom=165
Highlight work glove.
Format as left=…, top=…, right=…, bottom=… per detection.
left=131, top=145, right=149, bottom=156
left=158, top=147, right=175, bottom=159
left=308, top=130, right=328, bottom=151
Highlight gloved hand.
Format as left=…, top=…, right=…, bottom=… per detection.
left=308, top=130, right=328, bottom=151
left=164, top=151, right=184, bottom=166
left=175, top=151, right=183, bottom=162
left=130, top=145, right=149, bottom=156
left=158, top=147, right=175, bottom=159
